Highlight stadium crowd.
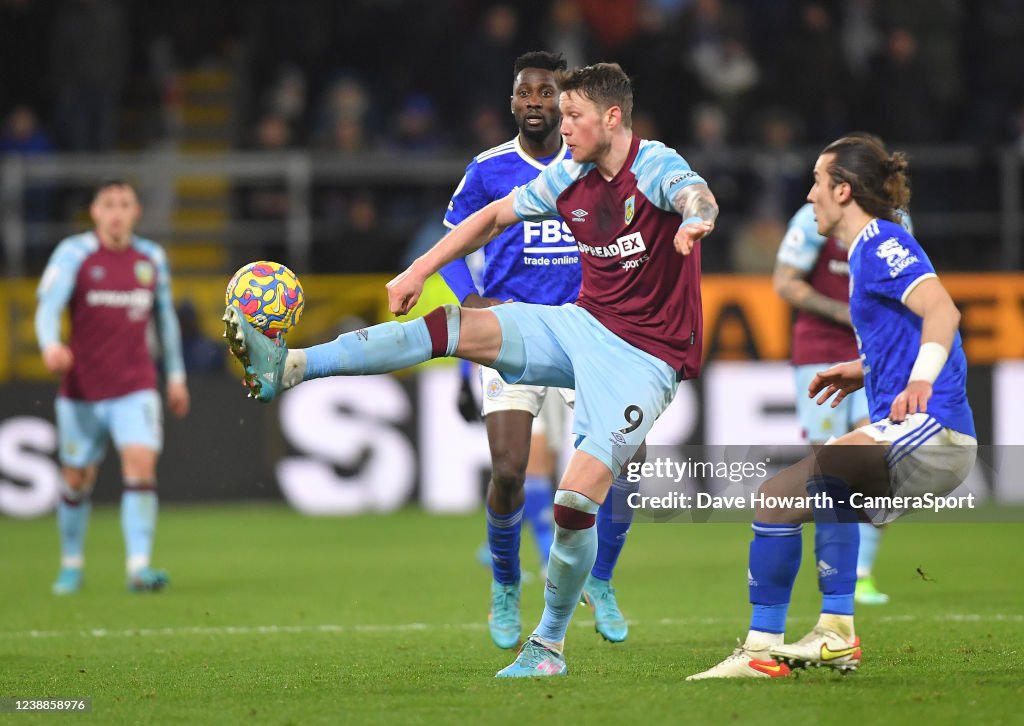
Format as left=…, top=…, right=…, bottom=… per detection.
left=1, top=0, right=1022, bottom=274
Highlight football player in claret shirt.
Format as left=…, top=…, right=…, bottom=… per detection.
left=690, top=135, right=975, bottom=680
left=36, top=180, right=189, bottom=594
left=224, top=62, right=718, bottom=678
left=441, top=51, right=635, bottom=649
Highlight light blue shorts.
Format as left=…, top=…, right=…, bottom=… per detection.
left=794, top=363, right=870, bottom=444
left=489, top=303, right=679, bottom=474
left=55, top=389, right=163, bottom=467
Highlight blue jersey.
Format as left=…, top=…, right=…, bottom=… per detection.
left=848, top=219, right=975, bottom=436
left=441, top=136, right=581, bottom=305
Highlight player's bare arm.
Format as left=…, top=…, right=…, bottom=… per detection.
left=462, top=293, right=507, bottom=309
left=41, top=342, right=74, bottom=374
left=772, top=261, right=852, bottom=326
left=388, top=193, right=521, bottom=315
left=670, top=183, right=718, bottom=256
left=809, top=359, right=864, bottom=408
left=889, top=277, right=961, bottom=422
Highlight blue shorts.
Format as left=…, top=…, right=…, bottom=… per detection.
left=794, top=363, right=870, bottom=444
left=489, top=303, right=678, bottom=474
left=55, top=389, right=163, bottom=467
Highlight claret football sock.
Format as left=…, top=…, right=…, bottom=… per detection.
left=748, top=522, right=803, bottom=636
left=303, top=306, right=460, bottom=380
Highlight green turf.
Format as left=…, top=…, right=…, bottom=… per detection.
left=1, top=505, right=1022, bottom=724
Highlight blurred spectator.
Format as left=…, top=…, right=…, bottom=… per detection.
left=864, top=27, right=938, bottom=142
left=176, top=301, right=225, bottom=375
left=0, top=104, right=54, bottom=255
left=0, top=105, right=52, bottom=155
left=50, top=0, right=128, bottom=151
left=576, top=0, right=641, bottom=54
left=775, top=2, right=850, bottom=143
left=263, top=63, right=307, bottom=142
left=461, top=5, right=521, bottom=121
left=385, top=93, right=447, bottom=153
left=312, top=73, right=373, bottom=151
left=314, top=192, right=405, bottom=273
left=541, top=0, right=594, bottom=70
left=684, top=0, right=759, bottom=110
left=748, top=109, right=805, bottom=223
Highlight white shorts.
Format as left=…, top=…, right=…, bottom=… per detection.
left=854, top=412, right=977, bottom=523
left=479, top=365, right=574, bottom=449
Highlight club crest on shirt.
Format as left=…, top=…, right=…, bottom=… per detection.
left=89, top=265, right=105, bottom=280
left=134, top=260, right=154, bottom=286
left=624, top=195, right=635, bottom=225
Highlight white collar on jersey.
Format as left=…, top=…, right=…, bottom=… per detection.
left=514, top=136, right=569, bottom=171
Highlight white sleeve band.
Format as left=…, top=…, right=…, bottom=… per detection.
left=908, top=341, right=948, bottom=384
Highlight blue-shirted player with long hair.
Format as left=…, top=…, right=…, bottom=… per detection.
left=36, top=180, right=190, bottom=594
left=774, top=194, right=914, bottom=606
left=690, top=135, right=976, bottom=679
left=441, top=51, right=637, bottom=649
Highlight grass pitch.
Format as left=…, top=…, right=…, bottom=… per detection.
left=1, top=505, right=1022, bottom=724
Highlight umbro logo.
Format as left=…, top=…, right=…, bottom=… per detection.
left=263, top=372, right=275, bottom=382
left=570, top=209, right=588, bottom=222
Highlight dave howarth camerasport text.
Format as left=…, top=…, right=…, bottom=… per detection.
left=626, top=491, right=977, bottom=512
left=625, top=457, right=769, bottom=484
left=626, top=491, right=832, bottom=510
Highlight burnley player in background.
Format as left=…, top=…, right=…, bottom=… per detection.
left=690, top=135, right=975, bottom=680
left=223, top=62, right=717, bottom=678
left=36, top=180, right=190, bottom=594
left=441, top=51, right=636, bottom=649
left=773, top=194, right=914, bottom=606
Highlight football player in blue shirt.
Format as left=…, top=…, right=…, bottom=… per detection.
left=441, top=51, right=636, bottom=649
left=690, top=134, right=976, bottom=679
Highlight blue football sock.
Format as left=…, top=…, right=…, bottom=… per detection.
left=57, top=488, right=91, bottom=568
left=534, top=490, right=600, bottom=645
left=856, top=522, right=882, bottom=577
left=486, top=505, right=523, bottom=585
left=522, top=476, right=553, bottom=567
left=591, top=474, right=638, bottom=581
left=303, top=307, right=460, bottom=380
left=121, top=486, right=158, bottom=574
left=807, top=475, right=859, bottom=616
left=748, top=522, right=803, bottom=634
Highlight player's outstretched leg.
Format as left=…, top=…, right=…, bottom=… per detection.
left=223, top=304, right=462, bottom=402
left=855, top=522, right=889, bottom=604
left=581, top=473, right=637, bottom=642
left=771, top=475, right=861, bottom=671
left=122, top=480, right=169, bottom=593
left=687, top=521, right=800, bottom=680
left=53, top=482, right=91, bottom=595
left=496, top=490, right=598, bottom=677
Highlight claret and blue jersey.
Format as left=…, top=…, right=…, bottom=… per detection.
left=441, top=136, right=581, bottom=306
left=35, top=232, right=185, bottom=402
left=513, top=134, right=707, bottom=378
left=847, top=219, right=975, bottom=437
